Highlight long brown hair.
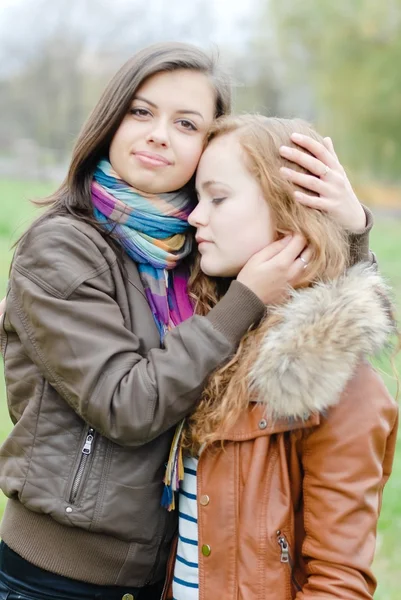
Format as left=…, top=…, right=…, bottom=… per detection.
left=186, top=115, right=349, bottom=451
left=20, top=42, right=232, bottom=251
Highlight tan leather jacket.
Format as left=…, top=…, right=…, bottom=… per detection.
left=0, top=215, right=265, bottom=586
left=166, top=266, right=398, bottom=599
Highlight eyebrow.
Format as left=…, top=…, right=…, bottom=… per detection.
left=133, top=95, right=205, bottom=120
left=197, top=180, right=231, bottom=193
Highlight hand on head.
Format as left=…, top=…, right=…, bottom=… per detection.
left=279, top=133, right=366, bottom=234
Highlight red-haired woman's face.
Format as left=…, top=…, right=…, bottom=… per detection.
left=190, top=134, right=275, bottom=277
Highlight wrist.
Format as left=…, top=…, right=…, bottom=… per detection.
left=346, top=205, right=368, bottom=234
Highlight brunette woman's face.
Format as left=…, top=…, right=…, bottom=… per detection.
left=190, top=134, right=275, bottom=277
left=109, top=69, right=216, bottom=194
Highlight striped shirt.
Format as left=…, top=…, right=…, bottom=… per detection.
left=173, top=455, right=199, bottom=600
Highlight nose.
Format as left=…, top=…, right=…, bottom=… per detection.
left=146, top=118, right=169, bottom=147
left=188, top=201, right=209, bottom=228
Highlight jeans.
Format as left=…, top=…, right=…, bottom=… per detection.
left=0, top=541, right=164, bottom=600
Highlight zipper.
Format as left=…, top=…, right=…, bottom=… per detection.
left=277, top=531, right=302, bottom=592
left=69, top=428, right=95, bottom=504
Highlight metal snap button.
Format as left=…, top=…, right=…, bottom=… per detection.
left=201, top=544, right=211, bottom=557
left=259, top=419, right=267, bottom=430
left=65, top=507, right=73, bottom=513
left=122, top=594, right=134, bottom=600
left=200, top=495, right=210, bottom=506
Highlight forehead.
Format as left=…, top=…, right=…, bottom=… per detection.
left=135, top=69, right=216, bottom=114
left=196, top=134, right=244, bottom=179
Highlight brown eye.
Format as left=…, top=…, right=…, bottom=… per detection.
left=130, top=108, right=152, bottom=117
left=177, top=119, right=197, bottom=131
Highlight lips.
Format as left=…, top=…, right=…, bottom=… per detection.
left=134, top=151, right=172, bottom=167
left=196, top=236, right=212, bottom=245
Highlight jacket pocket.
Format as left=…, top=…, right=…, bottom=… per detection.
left=68, top=427, right=96, bottom=505
left=276, top=531, right=302, bottom=593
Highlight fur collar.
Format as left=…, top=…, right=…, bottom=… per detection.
left=249, top=264, right=395, bottom=421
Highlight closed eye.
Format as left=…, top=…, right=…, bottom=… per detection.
left=212, top=197, right=226, bottom=205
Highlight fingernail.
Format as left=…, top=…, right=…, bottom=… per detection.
left=294, top=191, right=303, bottom=198
left=291, top=133, right=303, bottom=141
left=280, top=167, right=291, bottom=175
left=279, top=146, right=291, bottom=154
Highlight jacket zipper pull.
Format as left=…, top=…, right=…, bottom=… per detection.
left=277, top=535, right=290, bottom=563
left=82, top=428, right=94, bottom=455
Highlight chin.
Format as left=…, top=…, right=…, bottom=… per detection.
left=200, top=258, right=239, bottom=278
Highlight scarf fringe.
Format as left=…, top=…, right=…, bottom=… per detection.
left=161, top=419, right=186, bottom=511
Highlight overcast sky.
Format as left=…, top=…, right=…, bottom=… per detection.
left=0, top=0, right=258, bottom=45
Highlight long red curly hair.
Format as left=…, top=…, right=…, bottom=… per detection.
left=184, top=115, right=349, bottom=453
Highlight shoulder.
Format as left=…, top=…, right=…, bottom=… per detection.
left=307, top=361, right=398, bottom=448
left=341, top=361, right=397, bottom=424
left=12, top=215, right=119, bottom=298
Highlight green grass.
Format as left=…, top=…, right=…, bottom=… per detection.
left=0, top=179, right=52, bottom=293
left=0, top=179, right=400, bottom=597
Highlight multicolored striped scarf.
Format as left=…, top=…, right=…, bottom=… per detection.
left=91, top=159, right=195, bottom=339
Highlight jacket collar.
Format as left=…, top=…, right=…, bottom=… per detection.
left=220, top=265, right=394, bottom=440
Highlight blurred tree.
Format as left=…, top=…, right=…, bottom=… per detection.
left=0, top=0, right=219, bottom=161
left=229, top=42, right=282, bottom=115
left=263, top=0, right=401, bottom=181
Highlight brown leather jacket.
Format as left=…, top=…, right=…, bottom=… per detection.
left=166, top=266, right=398, bottom=599
left=0, top=215, right=266, bottom=586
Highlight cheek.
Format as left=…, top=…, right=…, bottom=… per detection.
left=221, top=213, right=274, bottom=264
left=251, top=221, right=275, bottom=249
left=236, top=202, right=275, bottom=252
left=109, top=125, right=129, bottom=162
left=175, top=136, right=204, bottom=174
left=110, top=120, right=141, bottom=151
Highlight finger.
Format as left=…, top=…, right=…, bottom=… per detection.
left=300, top=246, right=314, bottom=264
left=323, top=137, right=340, bottom=161
left=271, top=233, right=307, bottom=266
left=324, top=136, right=346, bottom=175
left=252, top=233, right=307, bottom=265
left=279, top=145, right=337, bottom=179
left=290, top=133, right=339, bottom=167
left=288, top=246, right=313, bottom=280
left=250, top=234, right=294, bottom=262
left=293, top=191, right=333, bottom=211
left=280, top=167, right=331, bottom=195
left=287, top=133, right=339, bottom=170
left=0, top=296, right=5, bottom=317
